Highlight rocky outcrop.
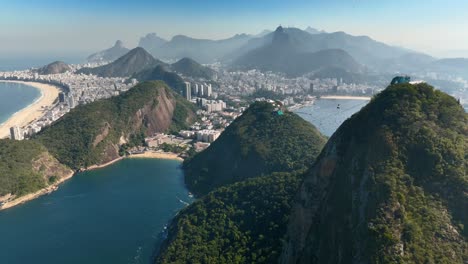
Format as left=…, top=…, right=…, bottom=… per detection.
left=87, top=40, right=130, bottom=63
left=38, top=61, right=71, bottom=75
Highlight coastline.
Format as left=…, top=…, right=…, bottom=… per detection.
left=128, top=151, right=183, bottom=161
left=0, top=80, right=60, bottom=139
left=0, top=170, right=74, bottom=211
left=83, top=156, right=125, bottom=171
left=319, top=95, right=371, bottom=100
left=0, top=150, right=183, bottom=211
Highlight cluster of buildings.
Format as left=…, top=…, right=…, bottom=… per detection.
left=214, top=69, right=379, bottom=98
left=0, top=68, right=136, bottom=138
left=184, top=82, right=213, bottom=101
left=196, top=98, right=227, bottom=113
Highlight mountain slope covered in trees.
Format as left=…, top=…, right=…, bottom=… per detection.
left=184, top=101, right=327, bottom=196
left=282, top=83, right=467, bottom=264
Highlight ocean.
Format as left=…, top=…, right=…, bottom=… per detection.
left=0, top=158, right=192, bottom=264
left=0, top=98, right=368, bottom=264
left=0, top=82, right=41, bottom=125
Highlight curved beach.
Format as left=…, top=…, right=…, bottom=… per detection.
left=0, top=81, right=60, bottom=139
left=129, top=151, right=183, bottom=161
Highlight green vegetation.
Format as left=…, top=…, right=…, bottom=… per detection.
left=157, top=101, right=327, bottom=263
left=160, top=143, right=186, bottom=154
left=133, top=65, right=187, bottom=95
left=171, top=57, right=216, bottom=79
left=157, top=172, right=301, bottom=264
left=36, top=81, right=196, bottom=169
left=184, top=101, right=327, bottom=196
left=0, top=140, right=47, bottom=197
left=287, top=83, right=467, bottom=263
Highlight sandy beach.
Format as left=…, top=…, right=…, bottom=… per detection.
left=129, top=151, right=183, bottom=161
left=0, top=80, right=60, bottom=139
left=84, top=157, right=125, bottom=171
left=319, top=95, right=371, bottom=100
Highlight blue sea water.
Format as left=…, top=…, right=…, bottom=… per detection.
left=0, top=158, right=192, bottom=264
left=0, top=97, right=366, bottom=264
left=295, top=98, right=369, bottom=137
left=0, top=82, right=41, bottom=125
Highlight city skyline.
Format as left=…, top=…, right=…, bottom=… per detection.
left=2, top=0, right=468, bottom=58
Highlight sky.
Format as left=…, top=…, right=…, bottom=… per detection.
left=1, top=0, right=468, bottom=58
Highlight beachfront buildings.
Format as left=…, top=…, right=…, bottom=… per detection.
left=9, top=126, right=23, bottom=140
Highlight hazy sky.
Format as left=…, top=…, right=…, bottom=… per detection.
left=1, top=0, right=468, bottom=58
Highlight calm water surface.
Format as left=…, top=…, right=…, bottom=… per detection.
left=0, top=82, right=41, bottom=124
left=295, top=98, right=369, bottom=136
left=0, top=98, right=367, bottom=264
left=0, top=158, right=192, bottom=264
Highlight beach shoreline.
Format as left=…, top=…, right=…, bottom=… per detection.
left=319, top=95, right=371, bottom=100
left=0, top=80, right=61, bottom=139
left=0, top=170, right=74, bottom=211
left=0, top=150, right=183, bottom=211
left=128, top=151, right=183, bottom=161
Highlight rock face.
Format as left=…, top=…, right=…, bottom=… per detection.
left=281, top=83, right=467, bottom=264
left=38, top=61, right=71, bottom=75
left=87, top=40, right=130, bottom=63
left=79, top=47, right=165, bottom=77
left=37, top=81, right=197, bottom=169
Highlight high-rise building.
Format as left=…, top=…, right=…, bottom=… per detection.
left=184, top=82, right=191, bottom=101
left=68, top=96, right=76, bottom=108
left=309, top=83, right=314, bottom=94
left=10, top=126, right=23, bottom=140
left=206, top=84, right=212, bottom=97
left=199, top=84, right=204, bottom=97
left=193, top=84, right=199, bottom=96
left=58, top=92, right=66, bottom=103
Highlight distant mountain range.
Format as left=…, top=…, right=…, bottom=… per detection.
left=233, top=26, right=363, bottom=76
left=80, top=47, right=217, bottom=89
left=85, top=26, right=468, bottom=79
left=138, top=33, right=252, bottom=64
left=79, top=47, right=165, bottom=77
left=171, top=57, right=216, bottom=79
left=87, top=40, right=130, bottom=63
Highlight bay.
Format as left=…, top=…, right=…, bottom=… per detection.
left=0, top=158, right=192, bottom=264
left=295, top=98, right=369, bottom=136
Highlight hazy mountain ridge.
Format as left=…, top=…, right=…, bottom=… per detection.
left=87, top=40, right=130, bottom=63
left=79, top=47, right=166, bottom=77
left=138, top=33, right=253, bottom=63
left=232, top=27, right=363, bottom=76
left=171, top=57, right=216, bottom=79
